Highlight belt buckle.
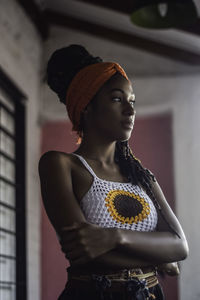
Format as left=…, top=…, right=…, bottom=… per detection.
left=125, top=269, right=139, bottom=279
left=129, top=268, right=142, bottom=278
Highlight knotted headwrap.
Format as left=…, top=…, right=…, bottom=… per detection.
left=65, top=62, right=129, bottom=134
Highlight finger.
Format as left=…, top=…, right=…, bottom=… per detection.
left=60, top=222, right=81, bottom=232
left=66, top=248, right=84, bottom=262
left=166, top=268, right=179, bottom=276
left=60, top=232, right=78, bottom=244
left=60, top=228, right=82, bottom=243
left=72, top=255, right=91, bottom=266
left=61, top=241, right=80, bottom=253
left=166, top=271, right=176, bottom=277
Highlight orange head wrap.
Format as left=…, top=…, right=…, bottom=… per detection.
left=66, top=62, right=129, bottom=134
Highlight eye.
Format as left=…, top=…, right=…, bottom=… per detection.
left=112, top=97, right=122, bottom=102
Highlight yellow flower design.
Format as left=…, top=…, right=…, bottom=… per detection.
left=105, top=190, right=150, bottom=224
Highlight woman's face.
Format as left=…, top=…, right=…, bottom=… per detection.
left=85, top=73, right=136, bottom=141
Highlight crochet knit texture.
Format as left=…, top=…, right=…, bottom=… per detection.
left=74, top=154, right=158, bottom=232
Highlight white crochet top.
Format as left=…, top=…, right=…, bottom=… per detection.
left=74, top=154, right=158, bottom=232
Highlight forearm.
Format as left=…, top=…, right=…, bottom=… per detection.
left=60, top=222, right=188, bottom=266
left=116, top=228, right=188, bottom=264
left=107, top=179, right=189, bottom=264
left=93, top=253, right=180, bottom=277
left=87, top=229, right=186, bottom=270
left=92, top=249, right=153, bottom=270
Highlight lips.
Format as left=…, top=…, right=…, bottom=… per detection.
left=121, top=119, right=134, bottom=129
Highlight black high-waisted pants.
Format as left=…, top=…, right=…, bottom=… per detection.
left=58, top=277, right=165, bottom=300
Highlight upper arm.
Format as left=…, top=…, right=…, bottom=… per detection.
left=152, top=179, right=186, bottom=240
left=38, top=151, right=86, bottom=234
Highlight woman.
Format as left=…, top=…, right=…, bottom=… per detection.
left=39, top=45, right=188, bottom=300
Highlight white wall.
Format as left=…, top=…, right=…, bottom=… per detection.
left=0, top=0, right=43, bottom=299
left=172, top=81, right=200, bottom=300
left=137, top=75, right=200, bottom=300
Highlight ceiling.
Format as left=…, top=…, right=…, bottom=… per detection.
left=18, top=0, right=200, bottom=66
left=46, top=0, right=200, bottom=65
left=16, top=0, right=200, bottom=118
left=71, top=0, right=200, bottom=35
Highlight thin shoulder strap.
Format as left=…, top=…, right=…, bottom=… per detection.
left=72, top=153, right=97, bottom=178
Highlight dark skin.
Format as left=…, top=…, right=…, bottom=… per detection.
left=39, top=73, right=188, bottom=275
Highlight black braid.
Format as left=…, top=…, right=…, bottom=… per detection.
left=115, top=141, right=181, bottom=238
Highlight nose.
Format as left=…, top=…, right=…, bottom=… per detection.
left=123, top=100, right=136, bottom=116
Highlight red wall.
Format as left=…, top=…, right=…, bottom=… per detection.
left=40, top=114, right=178, bottom=300
left=40, top=122, right=77, bottom=300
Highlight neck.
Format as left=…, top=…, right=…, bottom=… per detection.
left=75, top=133, right=117, bottom=164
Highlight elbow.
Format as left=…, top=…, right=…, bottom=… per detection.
left=180, top=239, right=189, bottom=261
left=174, top=236, right=189, bottom=262
left=166, top=234, right=189, bottom=263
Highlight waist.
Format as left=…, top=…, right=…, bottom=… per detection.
left=68, top=267, right=158, bottom=290
left=68, top=265, right=155, bottom=276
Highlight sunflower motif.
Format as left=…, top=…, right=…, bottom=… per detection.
left=105, top=190, right=150, bottom=224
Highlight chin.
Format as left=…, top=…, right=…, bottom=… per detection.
left=116, top=132, right=132, bottom=142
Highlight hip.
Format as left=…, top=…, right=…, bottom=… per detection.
left=58, top=267, right=165, bottom=300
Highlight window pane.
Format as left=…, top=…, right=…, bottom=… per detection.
left=0, top=88, right=15, bottom=112
left=0, top=231, right=16, bottom=257
left=0, top=156, right=15, bottom=182
left=0, top=107, right=15, bottom=135
left=0, top=132, right=15, bottom=158
left=0, top=206, right=16, bottom=232
left=0, top=282, right=16, bottom=300
left=0, top=256, right=16, bottom=283
left=0, top=181, right=15, bottom=207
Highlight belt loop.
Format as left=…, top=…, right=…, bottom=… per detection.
left=125, top=269, right=131, bottom=280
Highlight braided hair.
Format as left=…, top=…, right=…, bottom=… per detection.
left=47, top=45, right=180, bottom=238
left=115, top=141, right=180, bottom=238
left=115, top=141, right=159, bottom=208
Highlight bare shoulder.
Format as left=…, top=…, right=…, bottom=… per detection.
left=38, top=150, right=73, bottom=174
left=38, top=151, right=86, bottom=231
left=38, top=150, right=84, bottom=181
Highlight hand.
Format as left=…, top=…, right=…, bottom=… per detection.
left=59, top=222, right=119, bottom=265
left=157, top=262, right=180, bottom=276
